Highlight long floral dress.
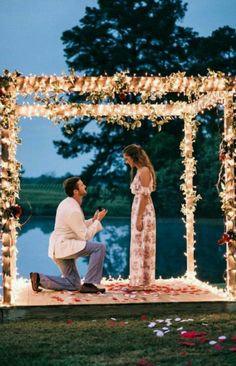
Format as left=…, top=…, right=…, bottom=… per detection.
left=129, top=171, right=156, bottom=287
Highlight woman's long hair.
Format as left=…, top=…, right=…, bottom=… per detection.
left=123, top=144, right=156, bottom=190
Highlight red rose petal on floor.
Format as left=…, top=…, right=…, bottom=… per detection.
left=179, top=342, right=195, bottom=347
left=73, top=298, right=81, bottom=302
left=51, top=296, right=64, bottom=302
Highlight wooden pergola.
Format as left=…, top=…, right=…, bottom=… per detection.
left=0, top=72, right=235, bottom=305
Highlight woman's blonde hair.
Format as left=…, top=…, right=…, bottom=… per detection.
left=123, top=144, right=156, bottom=190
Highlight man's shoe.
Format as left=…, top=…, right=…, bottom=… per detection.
left=80, top=283, right=106, bottom=294
left=30, top=272, right=42, bottom=292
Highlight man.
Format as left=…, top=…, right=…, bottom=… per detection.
left=30, top=176, right=107, bottom=293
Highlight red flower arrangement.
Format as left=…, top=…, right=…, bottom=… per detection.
left=218, top=230, right=236, bottom=245
left=5, top=204, right=23, bottom=219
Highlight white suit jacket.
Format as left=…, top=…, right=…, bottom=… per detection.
left=48, top=197, right=103, bottom=259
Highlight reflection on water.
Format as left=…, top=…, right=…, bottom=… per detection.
left=12, top=216, right=226, bottom=284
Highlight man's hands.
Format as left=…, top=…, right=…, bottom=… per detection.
left=93, top=209, right=108, bottom=222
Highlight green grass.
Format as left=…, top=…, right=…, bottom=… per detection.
left=0, top=312, right=236, bottom=365
left=19, top=182, right=130, bottom=216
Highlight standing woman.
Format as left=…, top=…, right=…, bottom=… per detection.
left=123, top=144, right=156, bottom=290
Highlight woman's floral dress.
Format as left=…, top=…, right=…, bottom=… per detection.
left=129, top=171, right=156, bottom=287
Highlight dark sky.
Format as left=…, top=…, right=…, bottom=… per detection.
left=1, top=0, right=236, bottom=177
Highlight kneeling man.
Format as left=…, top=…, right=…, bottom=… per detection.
left=30, top=176, right=107, bottom=293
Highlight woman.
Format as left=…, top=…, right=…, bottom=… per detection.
left=123, top=144, right=156, bottom=290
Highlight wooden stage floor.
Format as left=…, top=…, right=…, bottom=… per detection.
left=6, top=277, right=235, bottom=307
left=1, top=278, right=236, bottom=322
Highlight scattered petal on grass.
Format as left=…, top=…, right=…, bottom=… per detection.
left=198, top=337, right=209, bottom=344
left=66, top=320, right=74, bottom=325
left=209, top=340, right=217, bottom=345
left=111, top=317, right=117, bottom=321
left=107, top=321, right=116, bottom=327
left=136, top=358, right=154, bottom=366
left=229, top=347, right=236, bottom=351
left=154, top=330, right=164, bottom=337
left=141, top=314, right=148, bottom=321
left=156, top=319, right=164, bottom=323
left=179, top=331, right=207, bottom=339
left=181, top=351, right=186, bottom=357
left=231, top=336, right=236, bottom=340
left=213, top=344, right=224, bottom=351
left=179, top=342, right=195, bottom=347
left=177, top=327, right=183, bottom=331
left=181, top=318, right=193, bottom=322
left=148, top=322, right=156, bottom=328
left=218, top=336, right=227, bottom=342
left=162, top=327, right=169, bottom=330
left=175, top=317, right=181, bottom=322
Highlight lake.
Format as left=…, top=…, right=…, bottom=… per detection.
left=13, top=216, right=226, bottom=284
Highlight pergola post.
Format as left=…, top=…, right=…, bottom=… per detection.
left=0, top=93, right=18, bottom=305
left=182, top=114, right=197, bottom=277
left=223, top=95, right=236, bottom=294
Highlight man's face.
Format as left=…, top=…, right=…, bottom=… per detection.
left=76, top=179, right=87, bottom=197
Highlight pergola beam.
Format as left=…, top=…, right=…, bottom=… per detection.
left=10, top=75, right=236, bottom=95
left=15, top=92, right=224, bottom=118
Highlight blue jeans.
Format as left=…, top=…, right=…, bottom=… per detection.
left=39, top=240, right=106, bottom=291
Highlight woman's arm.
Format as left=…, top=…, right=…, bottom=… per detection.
left=136, top=167, right=151, bottom=231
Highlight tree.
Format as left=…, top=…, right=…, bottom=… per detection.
left=55, top=0, right=195, bottom=184
left=54, top=0, right=236, bottom=217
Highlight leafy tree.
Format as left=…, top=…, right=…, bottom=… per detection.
left=54, top=0, right=236, bottom=217
left=55, top=0, right=195, bottom=186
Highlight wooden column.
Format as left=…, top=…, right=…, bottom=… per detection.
left=223, top=95, right=236, bottom=294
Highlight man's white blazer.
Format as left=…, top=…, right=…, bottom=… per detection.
left=48, top=197, right=103, bottom=259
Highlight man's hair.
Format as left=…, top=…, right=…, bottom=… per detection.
left=63, top=176, right=81, bottom=197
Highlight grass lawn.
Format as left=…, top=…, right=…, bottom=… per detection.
left=0, top=311, right=236, bottom=366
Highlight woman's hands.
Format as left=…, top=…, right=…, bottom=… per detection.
left=93, top=209, right=108, bottom=222
left=136, top=216, right=143, bottom=231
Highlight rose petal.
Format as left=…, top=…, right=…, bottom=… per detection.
left=140, top=314, right=148, bottom=321
left=179, top=342, right=195, bottom=347
left=66, top=320, right=73, bottom=325
left=209, top=340, right=217, bottom=345
left=229, top=347, right=236, bottom=351
left=179, top=331, right=207, bottom=339
left=148, top=322, right=156, bottom=328
left=218, top=336, right=227, bottom=342
left=155, top=330, right=164, bottom=337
